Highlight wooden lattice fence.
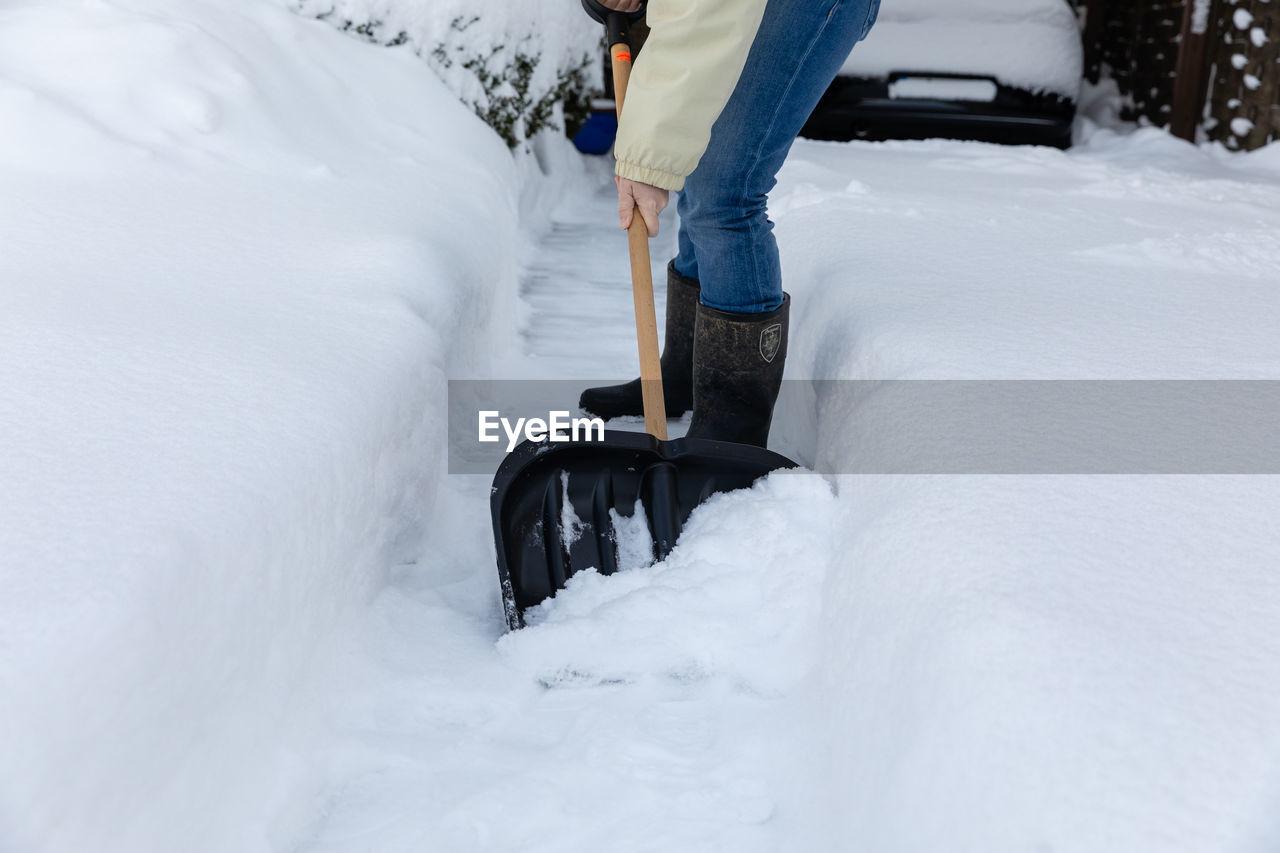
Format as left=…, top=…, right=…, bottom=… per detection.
left=1081, top=0, right=1278, bottom=149
left=1206, top=0, right=1280, bottom=148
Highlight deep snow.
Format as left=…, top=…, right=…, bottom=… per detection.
left=0, top=0, right=515, bottom=848
left=4, top=1, right=1280, bottom=851
left=772, top=132, right=1280, bottom=850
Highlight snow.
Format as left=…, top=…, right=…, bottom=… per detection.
left=761, top=132, right=1280, bottom=849
left=1232, top=117, right=1257, bottom=137
left=297, top=127, right=1280, bottom=852
left=1191, top=0, right=1213, bottom=35
left=0, top=0, right=514, bottom=849
left=841, top=0, right=1084, bottom=99
left=5, top=0, right=1280, bottom=851
left=293, top=0, right=599, bottom=143
left=888, top=76, right=999, bottom=102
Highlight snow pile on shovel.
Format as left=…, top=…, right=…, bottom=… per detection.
left=503, top=471, right=838, bottom=692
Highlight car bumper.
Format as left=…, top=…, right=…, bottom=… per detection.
left=801, top=76, right=1076, bottom=148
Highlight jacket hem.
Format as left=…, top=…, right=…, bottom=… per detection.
left=615, top=160, right=687, bottom=192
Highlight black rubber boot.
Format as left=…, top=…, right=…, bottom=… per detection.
left=579, top=261, right=699, bottom=419
left=686, top=294, right=789, bottom=448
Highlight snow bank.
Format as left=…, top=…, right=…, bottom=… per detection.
left=805, top=475, right=1280, bottom=851
left=765, top=131, right=1280, bottom=850
left=0, top=0, right=515, bottom=849
left=843, top=0, right=1083, bottom=99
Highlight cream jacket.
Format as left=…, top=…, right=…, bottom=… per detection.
left=614, top=0, right=770, bottom=191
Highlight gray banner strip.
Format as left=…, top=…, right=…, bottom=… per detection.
left=448, top=380, right=1280, bottom=475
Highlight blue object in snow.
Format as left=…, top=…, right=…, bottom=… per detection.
left=573, top=111, right=618, bottom=155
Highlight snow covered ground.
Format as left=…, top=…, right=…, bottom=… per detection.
left=306, top=130, right=1280, bottom=853
left=775, top=132, right=1280, bottom=851
left=0, top=0, right=515, bottom=848
left=4, top=1, right=1280, bottom=851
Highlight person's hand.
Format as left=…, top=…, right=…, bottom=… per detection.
left=617, top=176, right=668, bottom=236
left=597, top=0, right=643, bottom=11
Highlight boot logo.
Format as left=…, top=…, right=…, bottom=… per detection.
left=759, top=323, right=782, bottom=363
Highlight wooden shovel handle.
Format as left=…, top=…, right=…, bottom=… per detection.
left=610, top=41, right=668, bottom=440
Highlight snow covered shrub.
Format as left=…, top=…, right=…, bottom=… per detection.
left=295, top=0, right=601, bottom=147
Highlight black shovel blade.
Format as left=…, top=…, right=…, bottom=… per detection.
left=491, top=430, right=797, bottom=631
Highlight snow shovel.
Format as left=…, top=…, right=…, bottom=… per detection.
left=490, top=0, right=797, bottom=631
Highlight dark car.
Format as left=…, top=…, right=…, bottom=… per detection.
left=802, top=0, right=1084, bottom=148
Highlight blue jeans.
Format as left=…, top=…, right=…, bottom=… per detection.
left=674, top=0, right=880, bottom=313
